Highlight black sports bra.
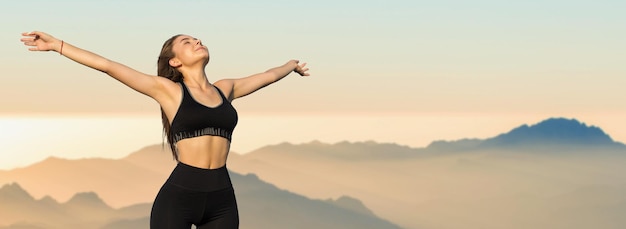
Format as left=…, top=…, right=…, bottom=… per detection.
left=170, top=82, right=238, bottom=143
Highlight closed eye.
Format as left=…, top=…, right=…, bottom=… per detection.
left=181, top=37, right=193, bottom=44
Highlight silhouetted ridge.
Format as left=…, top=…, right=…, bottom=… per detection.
left=427, top=139, right=482, bottom=151
left=248, top=140, right=418, bottom=160
left=64, top=191, right=111, bottom=210
left=38, top=195, right=59, bottom=206
left=232, top=172, right=402, bottom=229
left=481, top=118, right=619, bottom=147
left=425, top=117, right=625, bottom=152
left=0, top=183, right=34, bottom=202
left=326, top=195, right=375, bottom=216
left=1, top=171, right=401, bottom=229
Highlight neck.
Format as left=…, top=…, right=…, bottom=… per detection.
left=180, top=66, right=211, bottom=89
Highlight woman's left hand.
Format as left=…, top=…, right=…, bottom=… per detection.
left=20, top=31, right=62, bottom=52
left=292, top=60, right=310, bottom=76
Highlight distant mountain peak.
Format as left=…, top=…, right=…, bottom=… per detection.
left=40, top=156, right=67, bottom=163
left=0, top=182, right=34, bottom=201
left=39, top=195, right=59, bottom=205
left=64, top=191, right=111, bottom=209
left=518, top=117, right=606, bottom=135
left=326, top=195, right=376, bottom=216
left=1, top=182, right=23, bottom=190
left=425, top=117, right=625, bottom=152
left=482, top=117, right=618, bottom=147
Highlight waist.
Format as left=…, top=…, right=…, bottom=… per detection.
left=166, top=162, right=232, bottom=192
left=175, top=136, right=231, bottom=169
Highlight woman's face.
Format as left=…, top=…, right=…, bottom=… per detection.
left=170, top=35, right=209, bottom=67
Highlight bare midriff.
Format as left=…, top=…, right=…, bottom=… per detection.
left=175, top=135, right=231, bottom=169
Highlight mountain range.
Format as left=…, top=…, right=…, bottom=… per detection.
left=1, top=117, right=626, bottom=229
left=0, top=174, right=399, bottom=229
left=227, top=117, right=626, bottom=229
left=0, top=183, right=148, bottom=229
left=427, top=117, right=625, bottom=152
left=246, top=118, right=626, bottom=160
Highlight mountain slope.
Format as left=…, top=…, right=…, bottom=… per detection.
left=0, top=151, right=401, bottom=229
left=482, top=118, right=623, bottom=147
left=0, top=156, right=166, bottom=208
left=3, top=117, right=626, bottom=229
left=246, top=140, right=420, bottom=161
left=0, top=183, right=123, bottom=229
left=427, top=117, right=626, bottom=152
left=226, top=117, right=626, bottom=229
left=0, top=178, right=400, bottom=229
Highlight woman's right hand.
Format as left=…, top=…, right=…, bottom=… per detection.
left=20, top=31, right=62, bottom=53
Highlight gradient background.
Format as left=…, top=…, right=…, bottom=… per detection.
left=1, top=0, right=625, bottom=169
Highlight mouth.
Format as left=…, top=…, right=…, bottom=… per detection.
left=195, top=46, right=207, bottom=51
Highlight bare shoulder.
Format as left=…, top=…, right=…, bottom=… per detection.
left=214, top=79, right=235, bottom=100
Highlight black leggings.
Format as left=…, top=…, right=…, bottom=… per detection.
left=150, top=162, right=239, bottom=229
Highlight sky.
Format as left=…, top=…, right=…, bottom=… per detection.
left=1, top=0, right=625, bottom=169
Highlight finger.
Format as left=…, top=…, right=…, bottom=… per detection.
left=299, top=62, right=307, bottom=68
left=20, top=32, right=39, bottom=40
left=28, top=47, right=38, bottom=51
left=20, top=35, right=36, bottom=42
left=21, top=39, right=36, bottom=45
left=22, top=31, right=39, bottom=37
left=297, top=69, right=310, bottom=75
left=24, top=31, right=44, bottom=41
left=20, top=37, right=36, bottom=42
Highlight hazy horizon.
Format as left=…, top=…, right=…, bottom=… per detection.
left=3, top=136, right=625, bottom=229
left=2, top=112, right=625, bottom=170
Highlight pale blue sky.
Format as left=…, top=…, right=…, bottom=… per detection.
left=2, top=0, right=624, bottom=114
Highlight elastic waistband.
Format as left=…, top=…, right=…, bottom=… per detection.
left=166, top=162, right=232, bottom=192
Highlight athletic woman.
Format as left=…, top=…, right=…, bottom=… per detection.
left=20, top=31, right=310, bottom=229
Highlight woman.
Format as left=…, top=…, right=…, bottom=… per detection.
left=20, top=31, right=310, bottom=229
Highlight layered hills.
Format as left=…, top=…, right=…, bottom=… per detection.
left=0, top=174, right=398, bottom=229
left=2, top=117, right=626, bottom=229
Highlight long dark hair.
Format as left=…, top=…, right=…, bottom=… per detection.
left=157, top=34, right=183, bottom=160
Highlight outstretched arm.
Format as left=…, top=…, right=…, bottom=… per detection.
left=218, top=60, right=310, bottom=100
left=20, top=31, right=173, bottom=101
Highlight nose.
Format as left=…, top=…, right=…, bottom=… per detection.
left=196, top=39, right=202, bottom=46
